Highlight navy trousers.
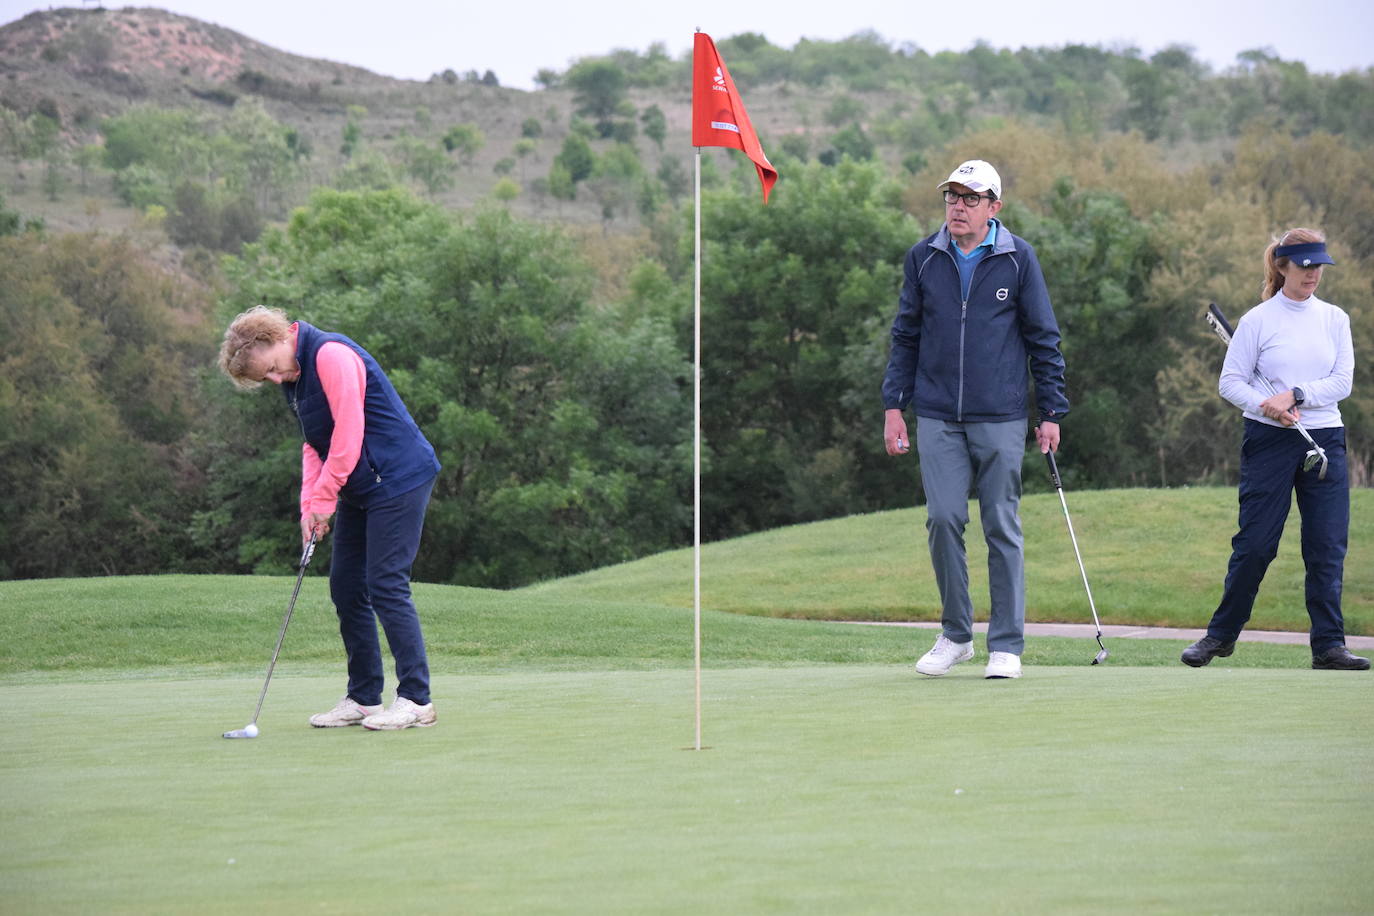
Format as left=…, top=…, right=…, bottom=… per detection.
left=1206, top=420, right=1349, bottom=653
left=330, top=477, right=435, bottom=706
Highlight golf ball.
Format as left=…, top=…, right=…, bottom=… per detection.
left=244, top=723, right=258, bottom=738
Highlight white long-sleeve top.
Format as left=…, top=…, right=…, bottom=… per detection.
left=1218, top=291, right=1354, bottom=429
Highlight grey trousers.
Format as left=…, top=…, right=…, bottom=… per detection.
left=915, top=416, right=1027, bottom=654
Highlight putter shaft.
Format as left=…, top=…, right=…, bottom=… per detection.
left=248, top=532, right=317, bottom=726
left=1045, top=450, right=1108, bottom=664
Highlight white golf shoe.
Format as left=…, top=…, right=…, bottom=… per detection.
left=984, top=651, right=1023, bottom=679
left=915, top=635, right=975, bottom=676
left=362, top=695, right=437, bottom=731
left=309, top=696, right=382, bottom=728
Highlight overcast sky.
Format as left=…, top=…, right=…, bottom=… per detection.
left=3, top=0, right=1371, bottom=90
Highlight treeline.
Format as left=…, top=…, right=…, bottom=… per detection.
left=554, top=34, right=1374, bottom=143
left=3, top=30, right=1373, bottom=584
left=3, top=120, right=1371, bottom=584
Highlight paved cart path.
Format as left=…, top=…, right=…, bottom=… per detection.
left=843, top=620, right=1374, bottom=649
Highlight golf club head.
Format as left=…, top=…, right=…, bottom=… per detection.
left=1302, top=447, right=1329, bottom=479
left=222, top=723, right=258, bottom=739
left=1092, top=647, right=1109, bottom=665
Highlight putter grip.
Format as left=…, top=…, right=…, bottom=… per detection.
left=1045, top=449, right=1062, bottom=489
left=299, top=532, right=317, bottom=569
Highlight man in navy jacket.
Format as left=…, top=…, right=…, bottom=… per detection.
left=882, top=159, right=1069, bottom=680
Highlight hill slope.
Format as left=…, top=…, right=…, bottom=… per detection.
left=526, top=488, right=1374, bottom=634
left=0, top=6, right=395, bottom=122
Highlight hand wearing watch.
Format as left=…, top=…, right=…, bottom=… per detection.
left=1292, top=387, right=1305, bottom=407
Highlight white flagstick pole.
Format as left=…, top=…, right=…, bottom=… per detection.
left=692, top=145, right=703, bottom=752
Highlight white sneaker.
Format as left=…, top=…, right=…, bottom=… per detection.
left=915, top=635, right=975, bottom=676
left=362, top=695, right=437, bottom=731
left=309, top=696, right=382, bottom=728
left=985, top=651, right=1023, bottom=679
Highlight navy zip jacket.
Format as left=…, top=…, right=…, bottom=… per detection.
left=882, top=219, right=1069, bottom=424
left=284, top=322, right=440, bottom=508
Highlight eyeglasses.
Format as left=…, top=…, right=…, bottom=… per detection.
left=943, top=190, right=994, bottom=207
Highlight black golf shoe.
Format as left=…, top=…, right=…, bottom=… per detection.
left=1181, top=636, right=1236, bottom=667
left=1312, top=646, right=1371, bottom=671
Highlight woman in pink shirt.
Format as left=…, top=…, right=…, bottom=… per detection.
left=220, top=306, right=443, bottom=729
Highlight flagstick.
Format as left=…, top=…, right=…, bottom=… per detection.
left=692, top=146, right=703, bottom=752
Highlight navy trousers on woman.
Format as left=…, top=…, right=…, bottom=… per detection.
left=329, top=477, right=435, bottom=707
left=1206, top=420, right=1349, bottom=653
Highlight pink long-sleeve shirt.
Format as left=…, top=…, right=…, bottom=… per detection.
left=298, top=334, right=367, bottom=519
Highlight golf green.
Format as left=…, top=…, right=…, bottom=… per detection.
left=3, top=666, right=1371, bottom=914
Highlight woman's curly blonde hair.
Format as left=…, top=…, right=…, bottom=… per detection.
left=218, top=305, right=293, bottom=390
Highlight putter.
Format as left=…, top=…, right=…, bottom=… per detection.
left=1044, top=450, right=1109, bottom=665
left=1205, top=304, right=1328, bottom=479
left=223, top=531, right=318, bottom=739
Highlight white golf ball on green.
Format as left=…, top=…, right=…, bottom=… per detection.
left=244, top=723, right=258, bottom=738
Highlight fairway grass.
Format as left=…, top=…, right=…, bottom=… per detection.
left=3, top=667, right=1371, bottom=914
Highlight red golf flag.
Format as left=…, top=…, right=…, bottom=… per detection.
left=692, top=31, right=777, bottom=203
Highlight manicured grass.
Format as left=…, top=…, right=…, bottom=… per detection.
left=3, top=488, right=1371, bottom=914
left=0, top=574, right=1320, bottom=680
left=3, top=667, right=1372, bottom=914
left=526, top=487, right=1374, bottom=636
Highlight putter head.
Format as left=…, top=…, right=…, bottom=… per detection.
left=222, top=728, right=254, bottom=739
left=1092, top=648, right=1109, bottom=665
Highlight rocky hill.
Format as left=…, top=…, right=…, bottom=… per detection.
left=0, top=6, right=682, bottom=231
left=0, top=6, right=399, bottom=123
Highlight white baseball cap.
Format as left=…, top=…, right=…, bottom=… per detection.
left=937, top=159, right=1002, bottom=199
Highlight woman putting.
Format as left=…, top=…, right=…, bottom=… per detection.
left=219, top=306, right=443, bottom=728
left=1182, top=229, right=1365, bottom=670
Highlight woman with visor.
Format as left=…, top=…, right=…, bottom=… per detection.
left=1182, top=228, right=1365, bottom=670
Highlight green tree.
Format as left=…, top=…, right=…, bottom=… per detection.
left=101, top=106, right=206, bottom=173
left=491, top=177, right=520, bottom=204
left=690, top=159, right=918, bottom=536
left=74, top=143, right=104, bottom=191
left=566, top=59, right=630, bottom=138
left=547, top=162, right=576, bottom=202
left=394, top=136, right=456, bottom=196
left=441, top=123, right=486, bottom=168
left=0, top=232, right=214, bottom=578
left=513, top=137, right=537, bottom=180
left=340, top=105, right=367, bottom=159
left=827, top=123, right=875, bottom=162
left=210, top=190, right=692, bottom=586
left=553, top=134, right=595, bottom=185
left=1013, top=179, right=1167, bottom=487
left=218, top=98, right=301, bottom=215
left=640, top=104, right=667, bottom=149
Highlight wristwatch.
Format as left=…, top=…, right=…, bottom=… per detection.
left=1292, top=387, right=1305, bottom=406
